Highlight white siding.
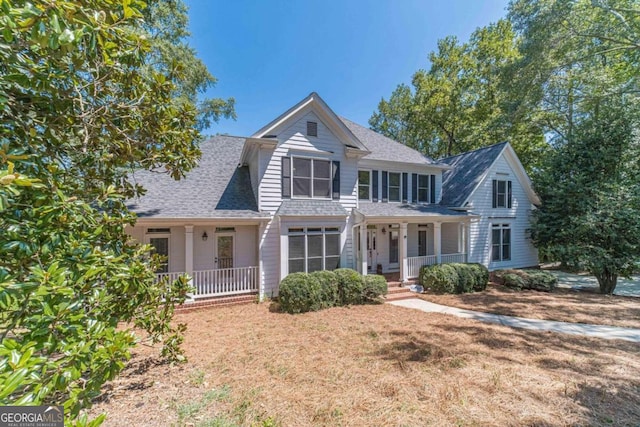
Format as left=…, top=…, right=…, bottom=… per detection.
left=468, top=155, right=538, bottom=269
left=257, top=111, right=359, bottom=295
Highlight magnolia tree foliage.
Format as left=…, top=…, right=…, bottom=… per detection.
left=0, top=0, right=230, bottom=424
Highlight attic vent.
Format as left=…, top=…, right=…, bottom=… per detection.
left=306, top=121, right=318, bottom=137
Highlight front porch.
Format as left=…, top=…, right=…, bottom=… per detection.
left=353, top=207, right=472, bottom=283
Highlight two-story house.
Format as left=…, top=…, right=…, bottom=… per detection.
left=127, top=93, right=540, bottom=300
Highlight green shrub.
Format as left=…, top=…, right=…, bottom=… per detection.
left=523, top=270, right=557, bottom=292
left=450, top=263, right=475, bottom=293
left=334, top=268, right=364, bottom=305
left=362, top=274, right=388, bottom=303
left=501, top=272, right=526, bottom=290
left=492, top=269, right=557, bottom=292
left=278, top=272, right=323, bottom=314
left=310, top=270, right=340, bottom=308
left=468, top=263, right=489, bottom=291
left=420, top=264, right=459, bottom=294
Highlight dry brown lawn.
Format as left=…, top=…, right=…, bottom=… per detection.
left=419, top=283, right=640, bottom=329
left=89, top=303, right=640, bottom=427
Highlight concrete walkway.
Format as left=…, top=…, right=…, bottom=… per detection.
left=389, top=298, right=640, bottom=343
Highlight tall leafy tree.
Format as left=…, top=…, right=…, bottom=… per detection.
left=531, top=100, right=640, bottom=294
left=510, top=0, right=640, bottom=293
left=370, top=20, right=547, bottom=170
left=0, top=0, right=231, bottom=424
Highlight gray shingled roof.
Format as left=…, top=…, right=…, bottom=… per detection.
left=339, top=117, right=443, bottom=166
left=356, top=202, right=472, bottom=218
left=127, top=136, right=268, bottom=219
left=276, top=199, right=348, bottom=217
left=439, top=142, right=508, bottom=207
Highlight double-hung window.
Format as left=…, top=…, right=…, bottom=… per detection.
left=358, top=170, right=371, bottom=200
left=288, top=227, right=341, bottom=273
left=417, top=174, right=430, bottom=203
left=147, top=228, right=171, bottom=273
left=292, top=157, right=331, bottom=198
left=388, top=172, right=401, bottom=202
left=491, top=223, right=511, bottom=262
left=492, top=179, right=512, bottom=208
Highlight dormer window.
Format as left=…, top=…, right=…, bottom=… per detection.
left=306, top=121, right=318, bottom=137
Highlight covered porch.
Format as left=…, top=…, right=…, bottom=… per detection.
left=128, top=218, right=269, bottom=300
left=353, top=204, right=476, bottom=283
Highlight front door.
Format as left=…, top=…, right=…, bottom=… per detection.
left=367, top=228, right=377, bottom=272
left=215, top=234, right=234, bottom=269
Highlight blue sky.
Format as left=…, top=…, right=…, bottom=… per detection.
left=186, top=0, right=510, bottom=137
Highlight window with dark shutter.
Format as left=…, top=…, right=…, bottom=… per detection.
left=306, top=121, right=318, bottom=137
left=282, top=157, right=291, bottom=199
left=492, top=179, right=512, bottom=208
left=412, top=173, right=418, bottom=203
left=430, top=175, right=436, bottom=203
left=382, top=171, right=388, bottom=203
left=372, top=170, right=379, bottom=202
left=402, top=173, right=408, bottom=203
left=332, top=161, right=340, bottom=200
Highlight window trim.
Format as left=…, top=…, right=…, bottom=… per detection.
left=287, top=226, right=342, bottom=274
left=387, top=171, right=402, bottom=203
left=491, top=223, right=511, bottom=262
left=493, top=179, right=512, bottom=208
left=146, top=230, right=171, bottom=273
left=357, top=169, right=372, bottom=201
left=291, top=156, right=332, bottom=200
left=416, top=174, right=430, bottom=203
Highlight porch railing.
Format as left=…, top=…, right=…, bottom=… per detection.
left=155, top=266, right=259, bottom=300
left=191, top=266, right=259, bottom=298
left=406, top=253, right=467, bottom=279
left=441, top=253, right=467, bottom=264
left=407, top=255, right=437, bottom=278
left=155, top=271, right=185, bottom=284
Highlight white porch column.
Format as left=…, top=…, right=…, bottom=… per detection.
left=434, top=221, right=442, bottom=264
left=359, top=223, right=368, bottom=275
left=184, top=225, right=194, bottom=289
left=258, top=221, right=267, bottom=300
left=400, top=222, right=408, bottom=283
left=466, top=219, right=471, bottom=263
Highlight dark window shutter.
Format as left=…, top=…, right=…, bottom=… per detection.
left=382, top=171, right=388, bottom=203
left=282, top=157, right=291, bottom=199
left=402, top=173, right=408, bottom=203
left=412, top=173, right=418, bottom=203
left=372, top=170, right=379, bottom=202
left=507, top=180, right=512, bottom=208
left=430, top=175, right=436, bottom=203
left=332, top=161, right=340, bottom=200
left=492, top=180, right=497, bottom=208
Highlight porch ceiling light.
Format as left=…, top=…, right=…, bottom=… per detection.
left=202, top=231, right=208, bottom=241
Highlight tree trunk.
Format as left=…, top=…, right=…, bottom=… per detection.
left=594, top=269, right=617, bottom=295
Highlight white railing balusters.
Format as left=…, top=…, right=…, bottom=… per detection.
left=406, top=253, right=468, bottom=279
left=156, top=266, right=258, bottom=299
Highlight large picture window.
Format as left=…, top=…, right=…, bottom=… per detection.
left=491, top=223, right=511, bottom=262
left=388, top=172, right=401, bottom=202
left=288, top=227, right=341, bottom=273
left=358, top=170, right=371, bottom=200
left=292, top=157, right=331, bottom=198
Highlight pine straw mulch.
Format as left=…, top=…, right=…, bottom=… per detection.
left=88, top=303, right=640, bottom=427
left=419, top=283, right=640, bottom=329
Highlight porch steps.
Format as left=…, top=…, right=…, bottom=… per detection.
left=385, top=282, right=418, bottom=301
left=175, top=293, right=258, bottom=312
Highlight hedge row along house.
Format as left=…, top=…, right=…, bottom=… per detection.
left=127, top=93, right=540, bottom=301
